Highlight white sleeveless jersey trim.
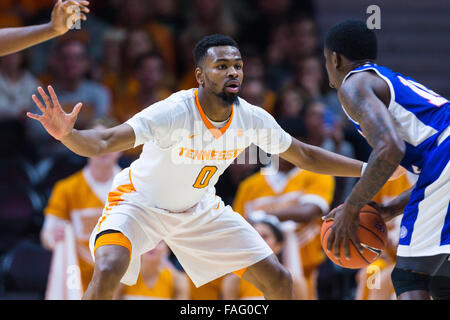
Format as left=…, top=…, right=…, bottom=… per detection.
left=342, top=65, right=439, bottom=147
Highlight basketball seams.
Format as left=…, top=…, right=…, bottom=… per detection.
left=349, top=239, right=371, bottom=265
left=321, top=206, right=388, bottom=269
left=358, top=224, right=386, bottom=248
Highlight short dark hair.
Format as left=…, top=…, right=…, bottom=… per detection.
left=193, top=34, right=239, bottom=66
left=325, top=20, right=377, bottom=61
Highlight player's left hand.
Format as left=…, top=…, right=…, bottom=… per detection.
left=50, top=0, right=90, bottom=35
left=323, top=202, right=364, bottom=260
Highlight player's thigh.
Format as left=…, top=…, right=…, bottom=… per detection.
left=391, top=255, right=449, bottom=297
left=164, top=203, right=273, bottom=287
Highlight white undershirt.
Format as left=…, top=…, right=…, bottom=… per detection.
left=208, top=116, right=230, bottom=129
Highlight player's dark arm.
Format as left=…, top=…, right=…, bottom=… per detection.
left=27, top=86, right=135, bottom=157
left=0, top=1, right=89, bottom=56
left=371, top=186, right=413, bottom=221
left=268, top=204, right=322, bottom=223
left=339, top=76, right=406, bottom=210
left=279, top=138, right=364, bottom=177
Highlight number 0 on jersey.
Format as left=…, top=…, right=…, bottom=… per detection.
left=193, top=166, right=218, bottom=189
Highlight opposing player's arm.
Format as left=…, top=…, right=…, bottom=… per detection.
left=28, top=86, right=135, bottom=157
left=370, top=186, right=414, bottom=221
left=0, top=1, right=89, bottom=56
left=339, top=75, right=406, bottom=209
left=279, top=138, right=364, bottom=177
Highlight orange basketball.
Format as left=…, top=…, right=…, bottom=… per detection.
left=321, top=204, right=388, bottom=269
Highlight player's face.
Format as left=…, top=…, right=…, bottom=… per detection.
left=323, top=48, right=338, bottom=89
left=200, top=46, right=244, bottom=105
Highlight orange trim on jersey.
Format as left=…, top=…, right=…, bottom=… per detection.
left=98, top=170, right=136, bottom=231
left=194, top=89, right=234, bottom=139
left=233, top=267, right=247, bottom=278
left=93, top=232, right=132, bottom=258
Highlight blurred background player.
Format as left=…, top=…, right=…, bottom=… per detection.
left=222, top=215, right=309, bottom=300
left=0, top=0, right=89, bottom=57
left=41, top=117, right=122, bottom=293
left=118, top=241, right=190, bottom=300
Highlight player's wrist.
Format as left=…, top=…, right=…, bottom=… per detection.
left=59, top=129, right=74, bottom=142
left=361, top=162, right=368, bottom=176
left=44, top=22, right=65, bottom=37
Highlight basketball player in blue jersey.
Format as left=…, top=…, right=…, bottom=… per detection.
left=323, top=20, right=449, bottom=300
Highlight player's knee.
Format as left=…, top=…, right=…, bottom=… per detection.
left=267, top=264, right=293, bottom=292
left=94, top=245, right=130, bottom=284
left=391, top=267, right=431, bottom=297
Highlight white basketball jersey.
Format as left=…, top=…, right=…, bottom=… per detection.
left=125, top=89, right=292, bottom=212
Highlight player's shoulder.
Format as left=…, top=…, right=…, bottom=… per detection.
left=155, top=89, right=194, bottom=109
left=342, top=66, right=391, bottom=95
left=236, top=97, right=274, bottom=124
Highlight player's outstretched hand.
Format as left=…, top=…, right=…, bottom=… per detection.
left=27, top=86, right=82, bottom=141
left=51, top=0, right=90, bottom=35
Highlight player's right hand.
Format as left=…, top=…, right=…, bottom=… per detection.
left=27, top=86, right=82, bottom=141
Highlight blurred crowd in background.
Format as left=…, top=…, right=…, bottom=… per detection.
left=0, top=0, right=376, bottom=300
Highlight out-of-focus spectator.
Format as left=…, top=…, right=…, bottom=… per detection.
left=149, top=0, right=184, bottom=35
left=300, top=99, right=356, bottom=207
left=113, top=52, right=172, bottom=163
left=273, top=86, right=305, bottom=119
left=119, top=241, right=190, bottom=300
left=294, top=55, right=328, bottom=100
left=239, top=0, right=314, bottom=52
left=287, top=15, right=320, bottom=64
left=240, top=77, right=276, bottom=116
left=176, top=28, right=208, bottom=91
left=264, top=22, right=294, bottom=92
left=113, top=53, right=171, bottom=123
left=117, top=0, right=176, bottom=74
left=222, top=217, right=309, bottom=300
left=188, top=277, right=224, bottom=300
left=187, top=0, right=238, bottom=37
left=0, top=52, right=39, bottom=120
left=106, top=29, right=157, bottom=101
left=43, top=38, right=111, bottom=129
left=96, top=28, right=127, bottom=92
left=40, top=118, right=122, bottom=293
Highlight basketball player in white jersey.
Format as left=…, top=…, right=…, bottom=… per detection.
left=0, top=1, right=89, bottom=57
left=28, top=34, right=366, bottom=300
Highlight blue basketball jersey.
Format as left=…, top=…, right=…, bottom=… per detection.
left=341, top=63, right=449, bottom=174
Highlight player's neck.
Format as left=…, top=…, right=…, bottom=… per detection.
left=197, top=87, right=233, bottom=122
left=337, top=60, right=375, bottom=89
